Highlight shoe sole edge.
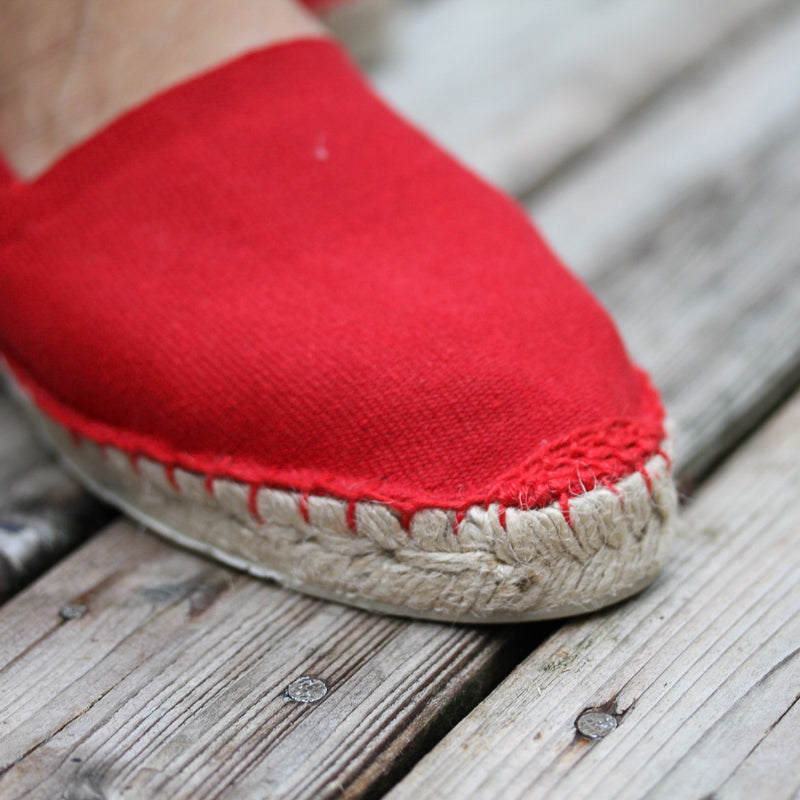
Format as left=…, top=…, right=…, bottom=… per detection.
left=8, top=371, right=679, bottom=623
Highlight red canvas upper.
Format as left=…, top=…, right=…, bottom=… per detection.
left=0, top=39, right=666, bottom=522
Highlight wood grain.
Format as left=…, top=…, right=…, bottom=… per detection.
left=1, top=1, right=800, bottom=797
left=716, top=692, right=800, bottom=800
left=385, top=376, right=800, bottom=800
left=0, top=525, right=522, bottom=800
left=372, top=0, right=791, bottom=195
left=536, top=4, right=800, bottom=483
left=0, top=393, right=111, bottom=600
left=532, top=0, right=800, bottom=280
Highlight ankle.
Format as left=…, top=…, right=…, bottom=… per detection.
left=0, top=0, right=325, bottom=180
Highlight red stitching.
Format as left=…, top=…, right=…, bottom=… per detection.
left=248, top=484, right=264, bottom=523
left=497, top=505, right=507, bottom=530
left=6, top=351, right=667, bottom=520
left=346, top=500, right=357, bottom=532
left=298, top=492, right=310, bottom=524
left=559, top=494, right=572, bottom=527
left=165, top=464, right=179, bottom=491
left=70, top=434, right=663, bottom=534
left=399, top=509, right=414, bottom=532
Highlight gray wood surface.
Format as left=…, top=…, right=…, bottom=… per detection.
left=0, top=525, right=519, bottom=799
left=372, top=0, right=791, bottom=195
left=1, top=0, right=799, bottom=797
left=386, top=358, right=800, bottom=800
left=0, top=393, right=110, bottom=600
left=379, top=9, right=800, bottom=796
left=534, top=1, right=800, bottom=485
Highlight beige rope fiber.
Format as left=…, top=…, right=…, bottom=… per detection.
left=14, top=374, right=678, bottom=623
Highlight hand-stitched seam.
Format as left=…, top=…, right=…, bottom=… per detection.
left=64, top=425, right=674, bottom=567
left=71, top=425, right=669, bottom=537
left=5, top=353, right=666, bottom=524
left=63, top=414, right=664, bottom=524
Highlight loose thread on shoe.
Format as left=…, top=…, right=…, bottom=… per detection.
left=346, top=500, right=357, bottom=532
left=204, top=473, right=215, bottom=496
left=165, top=464, right=179, bottom=491
left=559, top=494, right=572, bottom=527
left=399, top=509, right=414, bottom=533
left=248, top=484, right=264, bottom=523
left=298, top=492, right=310, bottom=524
left=453, top=509, right=467, bottom=535
left=498, top=505, right=507, bottom=530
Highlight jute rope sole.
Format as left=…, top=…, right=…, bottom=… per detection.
left=8, top=373, right=679, bottom=623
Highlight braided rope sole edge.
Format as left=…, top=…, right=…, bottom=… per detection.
left=9, top=373, right=679, bottom=622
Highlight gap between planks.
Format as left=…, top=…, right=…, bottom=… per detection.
left=384, top=348, right=800, bottom=800
left=0, top=392, right=113, bottom=601
left=1, top=0, right=800, bottom=798
left=371, top=0, right=793, bottom=196
left=532, top=0, right=800, bottom=486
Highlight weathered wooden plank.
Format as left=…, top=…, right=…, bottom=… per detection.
left=371, top=0, right=792, bottom=195
left=716, top=692, right=800, bottom=800
left=532, top=0, right=800, bottom=281
left=385, top=380, right=800, bottom=800
left=0, top=392, right=111, bottom=600
left=0, top=463, right=111, bottom=601
left=536, top=7, right=800, bottom=483
left=2, top=2, right=800, bottom=798
left=0, top=524, right=522, bottom=799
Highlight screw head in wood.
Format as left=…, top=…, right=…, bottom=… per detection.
left=575, top=710, right=617, bottom=739
left=285, top=676, right=328, bottom=703
left=59, top=603, right=88, bottom=620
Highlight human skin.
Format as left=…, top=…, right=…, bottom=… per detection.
left=0, top=0, right=324, bottom=179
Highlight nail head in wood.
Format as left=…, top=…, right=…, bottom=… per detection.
left=575, top=710, right=617, bottom=739
left=285, top=676, right=328, bottom=703
left=59, top=603, right=88, bottom=621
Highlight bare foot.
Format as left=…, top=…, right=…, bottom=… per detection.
left=0, top=0, right=325, bottom=180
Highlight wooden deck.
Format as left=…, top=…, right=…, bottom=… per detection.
left=2, top=1, right=800, bottom=797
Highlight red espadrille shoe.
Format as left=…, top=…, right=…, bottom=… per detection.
left=0, top=38, right=677, bottom=622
